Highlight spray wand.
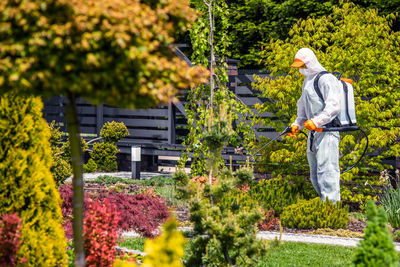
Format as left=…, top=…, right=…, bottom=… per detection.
left=250, top=126, right=368, bottom=174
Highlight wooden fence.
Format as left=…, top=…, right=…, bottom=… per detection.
left=42, top=55, right=278, bottom=171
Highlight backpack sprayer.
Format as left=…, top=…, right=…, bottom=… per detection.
left=251, top=71, right=369, bottom=174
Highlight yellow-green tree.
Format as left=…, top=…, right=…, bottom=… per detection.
left=0, top=93, right=67, bottom=265
left=253, top=3, right=400, bottom=205
left=0, top=0, right=207, bottom=266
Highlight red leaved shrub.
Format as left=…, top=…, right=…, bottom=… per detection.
left=94, top=191, right=169, bottom=237
left=59, top=185, right=169, bottom=238
left=0, top=213, right=25, bottom=266
left=258, top=210, right=280, bottom=231
left=84, top=199, right=119, bottom=267
left=59, top=184, right=73, bottom=217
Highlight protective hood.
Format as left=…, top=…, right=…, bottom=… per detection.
left=294, top=48, right=326, bottom=77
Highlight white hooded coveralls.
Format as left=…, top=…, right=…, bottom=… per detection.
left=292, top=48, right=342, bottom=202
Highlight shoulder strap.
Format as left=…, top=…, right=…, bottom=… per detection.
left=313, top=71, right=342, bottom=128
left=313, top=71, right=330, bottom=102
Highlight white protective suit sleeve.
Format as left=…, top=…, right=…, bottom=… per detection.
left=292, top=93, right=307, bottom=130
left=311, top=74, right=341, bottom=128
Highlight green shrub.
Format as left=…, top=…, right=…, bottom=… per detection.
left=60, top=136, right=88, bottom=163
left=48, top=121, right=72, bottom=186
left=187, top=173, right=266, bottom=266
left=90, top=142, right=119, bottom=172
left=352, top=200, right=398, bottom=266
left=249, top=176, right=317, bottom=215
left=172, top=170, right=190, bottom=199
left=281, top=197, right=349, bottom=229
left=0, top=93, right=67, bottom=265
left=49, top=121, right=63, bottom=147
left=100, top=121, right=129, bottom=143
left=51, top=155, right=73, bottom=186
left=379, top=185, right=400, bottom=228
left=84, top=158, right=97, bottom=173
left=234, top=166, right=254, bottom=185
left=217, top=187, right=259, bottom=213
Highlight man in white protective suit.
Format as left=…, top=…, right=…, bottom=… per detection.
left=287, top=48, right=342, bottom=203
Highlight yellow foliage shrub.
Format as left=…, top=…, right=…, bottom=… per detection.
left=0, top=93, right=67, bottom=265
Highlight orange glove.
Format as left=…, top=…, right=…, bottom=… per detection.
left=286, top=125, right=300, bottom=137
left=303, top=120, right=323, bottom=132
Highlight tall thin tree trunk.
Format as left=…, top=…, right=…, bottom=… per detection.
left=208, top=0, right=215, bottom=110
left=66, top=93, right=85, bottom=267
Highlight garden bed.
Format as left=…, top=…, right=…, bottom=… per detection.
left=71, top=176, right=369, bottom=237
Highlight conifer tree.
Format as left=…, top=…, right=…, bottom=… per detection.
left=0, top=92, right=67, bottom=265
left=352, top=200, right=398, bottom=266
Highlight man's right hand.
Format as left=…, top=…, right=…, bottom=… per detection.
left=286, top=125, right=300, bottom=137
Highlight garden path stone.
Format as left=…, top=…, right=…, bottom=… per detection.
left=258, top=231, right=400, bottom=251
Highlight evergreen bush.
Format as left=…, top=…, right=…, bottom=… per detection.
left=249, top=176, right=317, bottom=215
left=84, top=158, right=97, bottom=173
left=0, top=93, right=67, bottom=265
left=49, top=121, right=72, bottom=186
left=142, top=218, right=186, bottom=267
left=90, top=142, right=119, bottom=172
left=281, top=197, right=349, bottom=229
left=186, top=172, right=266, bottom=266
left=100, top=121, right=129, bottom=143
left=60, top=136, right=88, bottom=163
left=52, top=156, right=72, bottom=186
left=352, top=200, right=398, bottom=266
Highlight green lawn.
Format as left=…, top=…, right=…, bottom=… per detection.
left=257, top=241, right=355, bottom=267
left=119, top=237, right=356, bottom=266
left=117, top=237, right=146, bottom=251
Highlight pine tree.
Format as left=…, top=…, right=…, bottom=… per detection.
left=352, top=200, right=399, bottom=266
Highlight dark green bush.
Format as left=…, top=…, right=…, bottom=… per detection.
left=100, top=121, right=129, bottom=143
left=84, top=158, right=97, bottom=173
left=281, top=197, right=349, bottom=229
left=51, top=156, right=72, bottom=186
left=90, top=142, right=119, bottom=172
left=249, top=176, right=317, bottom=215
left=352, top=200, right=398, bottom=266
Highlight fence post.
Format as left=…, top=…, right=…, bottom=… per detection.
left=168, top=102, right=176, bottom=144
left=96, top=104, right=103, bottom=136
